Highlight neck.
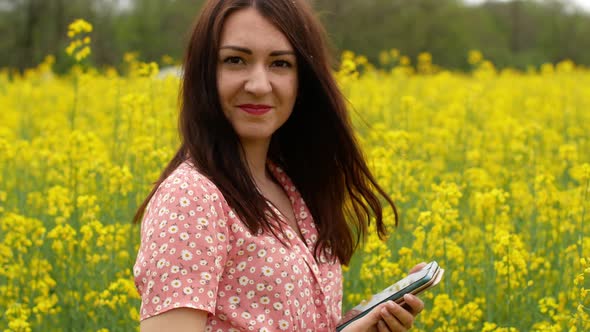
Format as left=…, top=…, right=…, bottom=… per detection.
left=241, top=138, right=272, bottom=186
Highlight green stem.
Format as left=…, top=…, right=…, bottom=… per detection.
left=576, top=176, right=589, bottom=332
left=580, top=177, right=589, bottom=259
left=70, top=75, right=79, bottom=131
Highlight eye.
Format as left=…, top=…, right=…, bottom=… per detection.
left=272, top=60, right=293, bottom=68
left=223, top=56, right=245, bottom=65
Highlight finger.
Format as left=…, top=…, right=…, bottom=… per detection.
left=377, top=320, right=391, bottom=332
left=402, top=293, right=424, bottom=316
left=340, top=309, right=361, bottom=323
left=408, top=262, right=427, bottom=274
left=383, top=301, right=414, bottom=330
left=380, top=306, right=406, bottom=332
left=343, top=304, right=389, bottom=331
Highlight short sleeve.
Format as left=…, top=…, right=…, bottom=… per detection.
left=133, top=164, right=230, bottom=320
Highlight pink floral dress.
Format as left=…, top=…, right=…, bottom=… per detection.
left=133, top=160, right=343, bottom=331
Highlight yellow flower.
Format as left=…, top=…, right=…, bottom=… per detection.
left=3, top=46, right=590, bottom=331
left=67, top=19, right=93, bottom=36
left=418, top=52, right=432, bottom=64
left=389, top=48, right=400, bottom=59
left=138, top=61, right=160, bottom=77
left=161, top=54, right=175, bottom=65
left=468, top=50, right=483, bottom=65
left=379, top=51, right=391, bottom=66
left=65, top=19, right=93, bottom=62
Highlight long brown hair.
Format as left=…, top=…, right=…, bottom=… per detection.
left=133, top=0, right=398, bottom=265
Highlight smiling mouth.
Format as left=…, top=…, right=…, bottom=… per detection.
left=237, top=104, right=272, bottom=115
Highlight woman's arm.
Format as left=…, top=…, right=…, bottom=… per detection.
left=140, top=308, right=208, bottom=332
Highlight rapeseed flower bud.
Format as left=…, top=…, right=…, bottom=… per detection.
left=468, top=50, right=483, bottom=65
left=389, top=48, right=399, bottom=59
left=379, top=50, right=390, bottom=66
left=65, top=19, right=93, bottom=62
left=67, top=19, right=93, bottom=37
left=138, top=61, right=160, bottom=77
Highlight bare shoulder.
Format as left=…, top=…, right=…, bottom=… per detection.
left=140, top=308, right=208, bottom=332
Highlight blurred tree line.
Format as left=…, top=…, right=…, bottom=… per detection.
left=1, top=0, right=589, bottom=72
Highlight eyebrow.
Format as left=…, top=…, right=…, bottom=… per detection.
left=219, top=45, right=295, bottom=56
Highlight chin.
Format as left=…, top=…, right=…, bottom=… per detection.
left=235, top=132, right=274, bottom=144
left=233, top=125, right=277, bottom=141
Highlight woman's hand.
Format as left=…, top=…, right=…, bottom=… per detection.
left=339, top=262, right=427, bottom=332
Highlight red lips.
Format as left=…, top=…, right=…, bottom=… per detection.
left=237, top=104, right=272, bottom=115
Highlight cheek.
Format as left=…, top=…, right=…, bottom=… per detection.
left=217, top=71, right=241, bottom=103
left=216, top=72, right=224, bottom=101
left=282, top=75, right=298, bottom=104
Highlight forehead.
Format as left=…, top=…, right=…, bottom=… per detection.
left=219, top=7, right=293, bottom=51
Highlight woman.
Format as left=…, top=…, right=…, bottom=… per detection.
left=133, top=0, right=425, bottom=331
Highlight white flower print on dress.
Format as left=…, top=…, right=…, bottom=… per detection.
left=239, top=276, right=249, bottom=286
left=278, top=320, right=289, bottom=330
left=200, top=272, right=212, bottom=282
left=261, top=266, right=273, bottom=277
left=163, top=297, right=172, bottom=307
left=284, top=283, right=295, bottom=292
left=133, top=265, right=141, bottom=277
left=247, top=243, right=257, bottom=252
left=181, top=250, right=193, bottom=261
left=178, top=197, right=191, bottom=207
left=237, top=261, right=247, bottom=271
left=198, top=217, right=208, bottom=226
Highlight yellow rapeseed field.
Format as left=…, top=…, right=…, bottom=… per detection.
left=1, top=20, right=589, bottom=332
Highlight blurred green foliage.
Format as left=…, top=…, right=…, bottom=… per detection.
left=1, top=0, right=589, bottom=72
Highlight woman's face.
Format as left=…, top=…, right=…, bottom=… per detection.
left=216, top=7, right=298, bottom=146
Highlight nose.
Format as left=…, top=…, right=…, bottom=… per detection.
left=244, top=64, right=272, bottom=96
